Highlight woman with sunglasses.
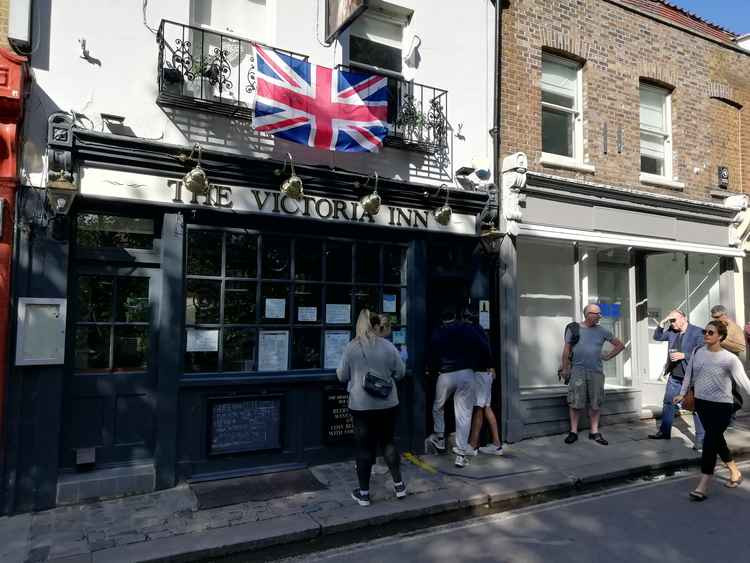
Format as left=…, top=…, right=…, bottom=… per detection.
left=674, top=320, right=750, bottom=501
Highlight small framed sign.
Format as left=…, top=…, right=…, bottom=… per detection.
left=16, top=298, right=67, bottom=365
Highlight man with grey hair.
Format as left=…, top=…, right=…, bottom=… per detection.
left=560, top=303, right=625, bottom=445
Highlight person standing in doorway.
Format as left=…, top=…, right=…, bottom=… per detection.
left=649, top=309, right=705, bottom=449
left=427, top=307, right=484, bottom=467
left=560, top=304, right=625, bottom=446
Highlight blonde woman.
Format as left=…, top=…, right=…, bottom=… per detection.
left=337, top=309, right=407, bottom=506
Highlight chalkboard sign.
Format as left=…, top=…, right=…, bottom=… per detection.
left=324, top=389, right=354, bottom=443
left=208, top=396, right=282, bottom=455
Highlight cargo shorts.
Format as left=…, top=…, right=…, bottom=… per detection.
left=567, top=367, right=605, bottom=410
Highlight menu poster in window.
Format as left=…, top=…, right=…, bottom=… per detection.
left=326, top=304, right=351, bottom=324
left=383, top=294, right=397, bottom=313
left=186, top=328, right=219, bottom=352
left=324, top=330, right=350, bottom=369
left=265, top=298, right=286, bottom=319
left=479, top=300, right=490, bottom=330
left=258, top=330, right=289, bottom=371
left=298, top=306, right=318, bottom=322
left=392, top=329, right=406, bottom=345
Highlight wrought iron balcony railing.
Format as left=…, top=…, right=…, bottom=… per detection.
left=156, top=21, right=448, bottom=154
left=156, top=19, right=308, bottom=120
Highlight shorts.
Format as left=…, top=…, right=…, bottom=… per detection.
left=567, top=367, right=605, bottom=410
left=474, top=371, right=493, bottom=407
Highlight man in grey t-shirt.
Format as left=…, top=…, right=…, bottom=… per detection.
left=560, top=304, right=625, bottom=446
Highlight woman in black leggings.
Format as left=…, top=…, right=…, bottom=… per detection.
left=337, top=309, right=407, bottom=506
left=674, top=320, right=750, bottom=501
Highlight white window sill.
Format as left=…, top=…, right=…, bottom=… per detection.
left=539, top=153, right=596, bottom=174
left=639, top=173, right=685, bottom=190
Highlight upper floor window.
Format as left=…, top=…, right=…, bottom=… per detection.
left=541, top=54, right=582, bottom=160
left=640, top=83, right=672, bottom=177
left=191, top=0, right=269, bottom=43
left=349, top=9, right=408, bottom=75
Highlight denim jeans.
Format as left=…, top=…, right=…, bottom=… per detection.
left=661, top=376, right=705, bottom=445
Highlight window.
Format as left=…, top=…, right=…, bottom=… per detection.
left=541, top=54, right=582, bottom=160
left=184, top=229, right=408, bottom=374
left=190, top=0, right=269, bottom=43
left=76, top=214, right=155, bottom=250
left=640, top=83, right=672, bottom=177
left=349, top=10, right=406, bottom=74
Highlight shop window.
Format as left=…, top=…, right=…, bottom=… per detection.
left=184, top=229, right=408, bottom=374
left=541, top=54, right=582, bottom=160
left=640, top=82, right=672, bottom=178
left=76, top=214, right=155, bottom=250
left=74, top=275, right=151, bottom=372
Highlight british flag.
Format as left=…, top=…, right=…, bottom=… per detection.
left=253, top=45, right=389, bottom=152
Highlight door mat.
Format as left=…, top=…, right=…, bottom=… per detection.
left=191, top=469, right=327, bottom=510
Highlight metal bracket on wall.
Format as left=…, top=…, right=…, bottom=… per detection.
left=603, top=123, right=608, bottom=155
left=617, top=126, right=624, bottom=154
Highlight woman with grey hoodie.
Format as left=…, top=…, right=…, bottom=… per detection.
left=337, top=309, right=407, bottom=506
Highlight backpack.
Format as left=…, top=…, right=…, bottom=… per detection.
left=557, top=322, right=580, bottom=384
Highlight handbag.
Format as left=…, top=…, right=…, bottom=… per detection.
left=359, top=341, right=393, bottom=399
left=681, top=388, right=695, bottom=412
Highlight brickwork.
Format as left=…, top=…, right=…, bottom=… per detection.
left=500, top=0, right=750, bottom=200
left=0, top=0, right=8, bottom=49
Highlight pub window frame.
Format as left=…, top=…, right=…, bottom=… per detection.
left=184, top=226, right=408, bottom=375
left=541, top=53, right=583, bottom=162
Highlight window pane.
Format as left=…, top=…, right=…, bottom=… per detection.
left=640, top=86, right=666, bottom=131
left=384, top=246, right=406, bottom=284
left=261, top=283, right=290, bottom=323
left=76, top=214, right=154, bottom=249
left=541, top=58, right=577, bottom=102
left=294, top=285, right=322, bottom=323
left=186, top=279, right=221, bottom=324
left=356, top=242, right=380, bottom=282
left=187, top=230, right=223, bottom=276
left=542, top=107, right=574, bottom=157
left=382, top=287, right=406, bottom=325
left=113, top=326, right=149, bottom=371
left=74, top=326, right=111, bottom=371
left=78, top=276, right=113, bottom=322
left=641, top=155, right=664, bottom=176
left=292, top=328, right=321, bottom=369
left=116, top=278, right=150, bottom=322
left=224, top=281, right=257, bottom=324
left=185, top=350, right=219, bottom=373
left=223, top=328, right=257, bottom=372
left=326, top=241, right=352, bottom=282
left=541, top=90, right=574, bottom=109
left=226, top=233, right=258, bottom=278
left=262, top=237, right=291, bottom=279
left=350, top=35, right=402, bottom=73
left=326, top=285, right=352, bottom=325
left=353, top=286, right=379, bottom=314
left=295, top=239, right=323, bottom=281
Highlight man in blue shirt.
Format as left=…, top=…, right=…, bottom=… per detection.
left=649, top=309, right=705, bottom=447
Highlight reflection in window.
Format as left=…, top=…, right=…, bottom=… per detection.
left=262, top=237, right=291, bottom=279
left=187, top=230, right=222, bottom=275
left=295, top=239, right=323, bottom=281
left=77, top=214, right=155, bottom=249
left=74, top=326, right=111, bottom=370
left=226, top=233, right=258, bottom=278
left=326, top=240, right=352, bottom=282
left=293, top=328, right=321, bottom=369
left=186, top=279, right=221, bottom=324
left=79, top=276, right=113, bottom=322
left=114, top=326, right=149, bottom=370
left=117, top=278, right=150, bottom=322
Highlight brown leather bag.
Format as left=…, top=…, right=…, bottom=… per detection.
left=681, top=388, right=696, bottom=412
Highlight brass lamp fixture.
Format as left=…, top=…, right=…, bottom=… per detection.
left=179, top=143, right=209, bottom=197
left=433, top=183, right=452, bottom=226
left=275, top=152, right=304, bottom=200
left=358, top=171, right=381, bottom=216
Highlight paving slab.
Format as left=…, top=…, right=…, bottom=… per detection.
left=0, top=514, right=30, bottom=563
left=427, top=451, right=544, bottom=480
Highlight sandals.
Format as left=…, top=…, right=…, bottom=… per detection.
left=689, top=490, right=707, bottom=501
left=588, top=432, right=609, bottom=446
left=725, top=475, right=743, bottom=488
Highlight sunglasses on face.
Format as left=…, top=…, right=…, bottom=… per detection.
left=702, top=329, right=717, bottom=335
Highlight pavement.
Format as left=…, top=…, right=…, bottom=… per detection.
left=3, top=414, right=750, bottom=563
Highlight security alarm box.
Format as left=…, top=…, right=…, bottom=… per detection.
left=15, top=298, right=67, bottom=365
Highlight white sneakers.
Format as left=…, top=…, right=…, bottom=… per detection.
left=452, top=446, right=478, bottom=457
left=427, top=433, right=446, bottom=453
left=478, top=444, right=504, bottom=456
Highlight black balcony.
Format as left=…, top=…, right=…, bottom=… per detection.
left=156, top=20, right=308, bottom=120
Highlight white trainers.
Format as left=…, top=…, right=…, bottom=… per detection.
left=452, top=446, right=478, bottom=457
left=478, top=444, right=504, bottom=456
left=428, top=433, right=446, bottom=453
left=454, top=454, right=468, bottom=468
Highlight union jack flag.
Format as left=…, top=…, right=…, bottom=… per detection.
left=253, top=45, right=389, bottom=152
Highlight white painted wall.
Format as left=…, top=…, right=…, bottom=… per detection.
left=22, top=0, right=496, bottom=192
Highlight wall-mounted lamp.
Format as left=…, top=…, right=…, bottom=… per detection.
left=275, top=152, right=304, bottom=200
left=433, top=183, right=452, bottom=226
left=179, top=144, right=209, bottom=197
left=357, top=172, right=381, bottom=215
left=46, top=186, right=77, bottom=216
left=479, top=226, right=503, bottom=254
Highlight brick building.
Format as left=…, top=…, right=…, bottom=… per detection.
left=496, top=0, right=750, bottom=440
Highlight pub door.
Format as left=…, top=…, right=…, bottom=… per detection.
left=62, top=265, right=159, bottom=469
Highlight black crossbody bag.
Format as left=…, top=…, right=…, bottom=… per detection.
left=358, top=341, right=394, bottom=399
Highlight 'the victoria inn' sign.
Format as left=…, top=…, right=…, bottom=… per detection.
left=80, top=168, right=477, bottom=235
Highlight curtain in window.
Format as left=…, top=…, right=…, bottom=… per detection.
left=541, top=58, right=577, bottom=108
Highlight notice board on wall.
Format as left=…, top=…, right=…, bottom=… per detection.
left=323, top=387, right=354, bottom=443
left=208, top=396, right=282, bottom=455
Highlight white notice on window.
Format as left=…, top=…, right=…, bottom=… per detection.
left=325, top=331, right=351, bottom=369
left=298, top=306, right=318, bottom=322
left=258, top=330, right=289, bottom=371
left=265, top=298, right=286, bottom=319
left=479, top=300, right=490, bottom=330
left=186, top=328, right=219, bottom=352
left=383, top=294, right=397, bottom=313
left=326, top=304, right=351, bottom=324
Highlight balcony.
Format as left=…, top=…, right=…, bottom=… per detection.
left=157, top=20, right=448, bottom=154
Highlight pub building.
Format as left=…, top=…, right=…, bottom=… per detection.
left=3, top=119, right=492, bottom=512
